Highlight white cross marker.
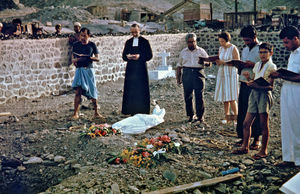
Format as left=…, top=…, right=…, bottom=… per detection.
left=158, top=50, right=170, bottom=66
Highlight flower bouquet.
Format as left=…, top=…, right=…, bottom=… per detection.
left=80, top=123, right=121, bottom=138
left=107, top=135, right=181, bottom=168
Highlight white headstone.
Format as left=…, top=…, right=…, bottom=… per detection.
left=158, top=50, right=170, bottom=67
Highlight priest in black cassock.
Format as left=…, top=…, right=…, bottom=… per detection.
left=121, top=24, right=153, bottom=115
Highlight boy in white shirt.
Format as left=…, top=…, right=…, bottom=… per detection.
left=233, top=42, right=277, bottom=159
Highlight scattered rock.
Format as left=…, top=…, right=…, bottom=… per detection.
left=197, top=171, right=212, bottom=179
left=111, top=183, right=120, bottom=194
left=17, top=165, right=26, bottom=171
left=23, top=156, right=43, bottom=164
left=242, top=159, right=254, bottom=165
left=45, top=154, right=55, bottom=160
left=54, top=156, right=66, bottom=163
left=215, top=183, right=227, bottom=193
left=193, top=189, right=202, bottom=194
left=128, top=185, right=139, bottom=193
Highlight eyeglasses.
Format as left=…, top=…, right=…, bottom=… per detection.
left=259, top=51, right=270, bottom=54
left=187, top=41, right=195, bottom=43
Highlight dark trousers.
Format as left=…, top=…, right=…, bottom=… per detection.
left=182, top=68, right=205, bottom=120
left=236, top=82, right=261, bottom=139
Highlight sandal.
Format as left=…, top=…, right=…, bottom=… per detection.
left=232, top=148, right=248, bottom=155
left=252, top=154, right=268, bottom=160
left=250, top=142, right=261, bottom=150
left=235, top=139, right=243, bottom=147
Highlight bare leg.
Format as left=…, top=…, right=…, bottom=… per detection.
left=230, top=100, right=238, bottom=116
left=222, top=102, right=230, bottom=123
left=241, top=113, right=256, bottom=151
left=256, top=113, right=269, bottom=156
left=72, top=88, right=82, bottom=119
left=91, top=99, right=105, bottom=121
left=224, top=101, right=230, bottom=116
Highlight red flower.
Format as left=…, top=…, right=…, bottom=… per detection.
left=101, top=131, right=107, bottom=136
left=142, top=152, right=150, bottom=158
left=155, top=141, right=163, bottom=147
left=115, top=158, right=120, bottom=164
left=150, top=138, right=156, bottom=145
left=160, top=135, right=171, bottom=143
left=94, top=129, right=100, bottom=135
left=122, top=159, right=127, bottom=163
left=112, top=129, right=117, bottom=134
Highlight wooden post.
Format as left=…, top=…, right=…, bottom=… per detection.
left=142, top=173, right=243, bottom=194
left=0, top=112, right=12, bottom=117
left=235, top=0, right=238, bottom=29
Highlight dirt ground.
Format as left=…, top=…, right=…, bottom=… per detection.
left=0, top=66, right=299, bottom=194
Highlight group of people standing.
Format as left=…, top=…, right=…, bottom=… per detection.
left=69, top=23, right=300, bottom=167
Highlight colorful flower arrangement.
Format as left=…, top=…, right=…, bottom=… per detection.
left=107, top=135, right=181, bottom=168
left=80, top=123, right=121, bottom=138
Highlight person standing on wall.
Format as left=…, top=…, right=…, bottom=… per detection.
left=69, top=22, right=81, bottom=46
left=270, top=26, right=300, bottom=167
left=121, top=24, right=153, bottom=115
left=214, top=31, right=239, bottom=124
left=71, top=27, right=105, bottom=121
left=236, top=25, right=262, bottom=150
left=176, top=33, right=210, bottom=126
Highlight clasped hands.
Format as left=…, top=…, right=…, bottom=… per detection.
left=127, top=54, right=140, bottom=60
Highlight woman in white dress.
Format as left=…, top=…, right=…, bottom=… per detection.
left=214, top=32, right=240, bottom=124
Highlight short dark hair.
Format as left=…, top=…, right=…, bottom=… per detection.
left=55, top=24, right=61, bottom=29
left=12, top=18, right=22, bottom=25
left=259, top=42, right=273, bottom=52
left=185, top=33, right=197, bottom=42
left=80, top=27, right=91, bottom=35
left=240, top=25, right=257, bottom=38
left=218, top=31, right=231, bottom=42
left=131, top=23, right=140, bottom=28
left=279, top=26, right=299, bottom=40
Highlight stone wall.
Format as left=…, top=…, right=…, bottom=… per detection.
left=196, top=31, right=290, bottom=65
left=0, top=31, right=291, bottom=104
left=0, top=34, right=186, bottom=104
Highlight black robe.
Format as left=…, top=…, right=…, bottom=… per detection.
left=121, top=36, right=153, bottom=115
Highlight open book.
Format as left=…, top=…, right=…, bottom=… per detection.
left=73, top=52, right=90, bottom=57
left=199, top=55, right=219, bottom=64
left=254, top=77, right=271, bottom=86
left=277, top=68, right=300, bottom=77
left=73, top=52, right=91, bottom=63
left=241, top=77, right=271, bottom=87
left=225, top=60, right=247, bottom=68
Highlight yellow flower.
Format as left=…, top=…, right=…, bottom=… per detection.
left=89, top=133, right=96, bottom=138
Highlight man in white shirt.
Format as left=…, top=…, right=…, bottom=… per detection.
left=176, top=33, right=210, bottom=124
left=270, top=26, right=300, bottom=167
left=236, top=25, right=262, bottom=150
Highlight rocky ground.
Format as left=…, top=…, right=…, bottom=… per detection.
left=0, top=66, right=299, bottom=194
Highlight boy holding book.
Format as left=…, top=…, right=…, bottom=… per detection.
left=233, top=43, right=276, bottom=159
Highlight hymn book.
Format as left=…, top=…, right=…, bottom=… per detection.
left=199, top=56, right=219, bottom=64
left=276, top=68, right=300, bottom=77
left=73, top=52, right=91, bottom=62
left=252, top=77, right=271, bottom=86
left=225, top=60, right=247, bottom=68
left=73, top=52, right=90, bottom=57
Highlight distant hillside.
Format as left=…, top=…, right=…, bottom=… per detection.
left=0, top=0, right=20, bottom=11
left=16, top=0, right=300, bottom=19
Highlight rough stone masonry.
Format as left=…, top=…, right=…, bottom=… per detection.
left=0, top=32, right=290, bottom=104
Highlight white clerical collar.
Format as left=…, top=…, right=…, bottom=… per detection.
left=133, top=37, right=139, bottom=47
